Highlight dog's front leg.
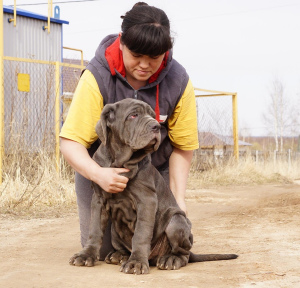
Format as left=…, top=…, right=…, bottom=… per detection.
left=120, top=196, right=157, bottom=275
left=69, top=191, right=109, bottom=267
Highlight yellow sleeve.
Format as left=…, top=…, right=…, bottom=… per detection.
left=59, top=70, right=104, bottom=148
left=168, top=79, right=199, bottom=150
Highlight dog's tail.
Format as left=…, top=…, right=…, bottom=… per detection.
left=189, top=252, right=238, bottom=263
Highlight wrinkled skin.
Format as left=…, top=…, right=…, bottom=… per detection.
left=69, top=99, right=238, bottom=274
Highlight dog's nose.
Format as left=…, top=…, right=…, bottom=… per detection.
left=151, top=123, right=161, bottom=133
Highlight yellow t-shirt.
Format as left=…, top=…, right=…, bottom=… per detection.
left=60, top=70, right=199, bottom=150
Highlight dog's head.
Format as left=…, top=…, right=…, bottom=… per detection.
left=96, top=99, right=161, bottom=154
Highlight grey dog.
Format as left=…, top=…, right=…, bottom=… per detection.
left=69, top=98, right=238, bottom=274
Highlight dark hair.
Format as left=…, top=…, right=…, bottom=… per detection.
left=120, top=2, right=173, bottom=57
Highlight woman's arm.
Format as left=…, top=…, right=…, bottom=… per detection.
left=60, top=137, right=129, bottom=193
left=169, top=147, right=194, bottom=213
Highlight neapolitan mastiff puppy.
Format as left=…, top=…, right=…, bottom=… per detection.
left=69, top=98, right=238, bottom=274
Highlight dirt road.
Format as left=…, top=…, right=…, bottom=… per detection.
left=1, top=184, right=300, bottom=288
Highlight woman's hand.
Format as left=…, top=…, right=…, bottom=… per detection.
left=60, top=137, right=129, bottom=193
left=92, top=167, right=129, bottom=193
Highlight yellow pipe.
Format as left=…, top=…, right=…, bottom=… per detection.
left=0, top=0, right=4, bottom=183
left=63, top=46, right=84, bottom=66
left=13, top=0, right=16, bottom=26
left=8, top=0, right=16, bottom=26
left=232, top=93, right=239, bottom=160
left=49, top=0, right=51, bottom=33
left=50, top=0, right=53, bottom=17
left=194, top=87, right=236, bottom=96
left=55, top=61, right=60, bottom=172
left=43, top=0, right=52, bottom=33
left=4, top=55, right=56, bottom=64
left=47, top=0, right=51, bottom=34
left=4, top=56, right=84, bottom=69
left=196, top=94, right=231, bottom=98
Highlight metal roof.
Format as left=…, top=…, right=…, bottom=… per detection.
left=3, top=5, right=69, bottom=25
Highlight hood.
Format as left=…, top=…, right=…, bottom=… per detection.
left=94, top=34, right=173, bottom=86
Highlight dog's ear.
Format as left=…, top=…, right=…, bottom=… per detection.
left=95, top=104, right=116, bottom=145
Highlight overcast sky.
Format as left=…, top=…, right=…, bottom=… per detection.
left=4, top=0, right=300, bottom=136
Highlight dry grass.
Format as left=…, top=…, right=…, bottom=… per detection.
left=189, top=155, right=300, bottom=189
left=1, top=151, right=299, bottom=217
left=0, top=152, right=76, bottom=218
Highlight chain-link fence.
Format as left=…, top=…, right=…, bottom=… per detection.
left=193, top=89, right=239, bottom=170
left=3, top=57, right=85, bottom=146
left=1, top=56, right=85, bottom=181
left=2, top=59, right=239, bottom=177
left=4, top=58, right=57, bottom=154
left=61, top=58, right=88, bottom=122
left=196, top=94, right=233, bottom=137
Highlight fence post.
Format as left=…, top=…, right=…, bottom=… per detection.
left=55, top=61, right=60, bottom=173
left=256, top=150, right=258, bottom=165
left=0, top=1, right=4, bottom=184
left=232, top=93, right=239, bottom=161
left=288, top=149, right=291, bottom=170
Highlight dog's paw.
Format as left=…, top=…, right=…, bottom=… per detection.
left=156, top=254, right=188, bottom=270
left=69, top=253, right=96, bottom=267
left=105, top=250, right=129, bottom=265
left=120, top=259, right=149, bottom=275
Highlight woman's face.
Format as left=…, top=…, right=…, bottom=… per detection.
left=120, top=43, right=165, bottom=89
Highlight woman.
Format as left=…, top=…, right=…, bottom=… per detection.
left=60, top=2, right=199, bottom=259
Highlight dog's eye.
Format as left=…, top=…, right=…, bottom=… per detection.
left=129, top=114, right=138, bottom=119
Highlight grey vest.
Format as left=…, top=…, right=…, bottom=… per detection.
left=86, top=34, right=189, bottom=169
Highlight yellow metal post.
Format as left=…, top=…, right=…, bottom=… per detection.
left=232, top=93, right=239, bottom=160
left=8, top=0, right=16, bottom=26
left=0, top=0, right=4, bottom=184
left=47, top=0, right=51, bottom=34
left=50, top=0, right=53, bottom=17
left=195, top=88, right=239, bottom=160
left=43, top=0, right=52, bottom=33
left=55, top=61, right=60, bottom=172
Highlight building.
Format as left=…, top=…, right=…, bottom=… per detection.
left=198, top=131, right=252, bottom=157
left=3, top=5, right=69, bottom=152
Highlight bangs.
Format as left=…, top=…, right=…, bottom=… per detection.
left=122, top=24, right=173, bottom=57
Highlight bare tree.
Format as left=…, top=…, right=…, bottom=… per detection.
left=262, top=77, right=292, bottom=152
left=287, top=95, right=300, bottom=150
